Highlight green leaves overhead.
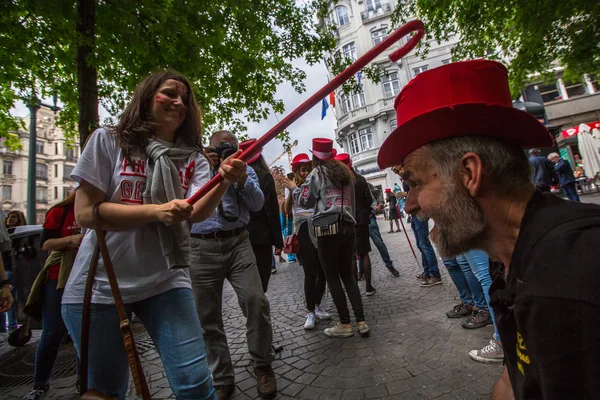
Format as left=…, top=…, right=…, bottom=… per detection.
left=1, top=0, right=334, bottom=147
left=391, top=0, right=600, bottom=94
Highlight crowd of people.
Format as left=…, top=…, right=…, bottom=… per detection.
left=0, top=58, right=598, bottom=400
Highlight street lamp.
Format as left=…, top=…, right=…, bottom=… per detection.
left=26, top=91, right=60, bottom=225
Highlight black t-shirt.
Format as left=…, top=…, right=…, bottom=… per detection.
left=489, top=192, right=600, bottom=399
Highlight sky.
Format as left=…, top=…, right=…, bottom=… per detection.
left=11, top=58, right=338, bottom=173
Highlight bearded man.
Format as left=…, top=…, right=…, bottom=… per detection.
left=378, top=60, right=600, bottom=399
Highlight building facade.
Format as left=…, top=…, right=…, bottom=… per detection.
left=0, top=106, right=80, bottom=224
left=322, top=0, right=458, bottom=194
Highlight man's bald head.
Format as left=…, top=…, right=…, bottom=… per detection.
left=210, top=130, right=238, bottom=147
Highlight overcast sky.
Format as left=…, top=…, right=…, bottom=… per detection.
left=11, top=58, right=337, bottom=172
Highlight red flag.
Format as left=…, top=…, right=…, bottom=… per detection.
left=329, top=92, right=335, bottom=107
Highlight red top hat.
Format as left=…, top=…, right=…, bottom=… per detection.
left=238, top=139, right=262, bottom=164
left=377, top=60, right=553, bottom=168
left=335, top=153, right=352, bottom=168
left=291, top=153, right=311, bottom=172
left=310, top=138, right=337, bottom=160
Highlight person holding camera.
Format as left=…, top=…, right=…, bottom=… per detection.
left=189, top=130, right=276, bottom=400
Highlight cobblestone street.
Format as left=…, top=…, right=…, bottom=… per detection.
left=26, top=185, right=600, bottom=400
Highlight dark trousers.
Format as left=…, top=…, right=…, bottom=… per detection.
left=296, top=222, right=326, bottom=312
left=562, top=182, right=581, bottom=202
left=316, top=226, right=365, bottom=324
left=252, top=244, right=274, bottom=293
left=35, top=280, right=69, bottom=385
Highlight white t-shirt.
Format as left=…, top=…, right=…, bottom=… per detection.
left=62, top=128, right=210, bottom=304
left=284, top=187, right=314, bottom=215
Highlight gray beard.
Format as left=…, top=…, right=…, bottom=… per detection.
left=426, top=179, right=487, bottom=259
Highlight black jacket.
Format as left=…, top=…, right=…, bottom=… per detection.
left=553, top=158, right=576, bottom=186
left=489, top=192, right=600, bottom=399
left=529, top=156, right=555, bottom=187
left=353, top=173, right=372, bottom=226
left=248, top=168, right=284, bottom=248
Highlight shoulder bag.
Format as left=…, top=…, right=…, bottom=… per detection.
left=79, top=203, right=151, bottom=400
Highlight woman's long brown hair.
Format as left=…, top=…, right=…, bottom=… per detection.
left=114, top=70, right=203, bottom=159
left=293, top=163, right=311, bottom=186
left=47, top=191, right=76, bottom=215
left=312, top=157, right=354, bottom=187
left=6, top=210, right=27, bottom=227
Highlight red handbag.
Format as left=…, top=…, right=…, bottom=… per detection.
left=283, top=233, right=299, bottom=254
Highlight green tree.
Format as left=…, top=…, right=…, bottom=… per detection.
left=0, top=0, right=334, bottom=149
left=391, top=0, right=600, bottom=94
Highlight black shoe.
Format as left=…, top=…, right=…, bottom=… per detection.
left=461, top=308, right=493, bottom=329
left=366, top=286, right=377, bottom=296
left=420, top=276, right=442, bottom=287
left=357, top=273, right=364, bottom=281
left=386, top=265, right=400, bottom=277
left=215, top=384, right=235, bottom=400
left=270, top=267, right=277, bottom=275
left=446, top=302, right=473, bottom=318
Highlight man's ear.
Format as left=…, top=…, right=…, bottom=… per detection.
left=460, top=152, right=484, bottom=197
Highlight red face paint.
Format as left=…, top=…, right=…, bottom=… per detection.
left=155, top=95, right=168, bottom=104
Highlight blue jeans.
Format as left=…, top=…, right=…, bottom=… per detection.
left=562, top=182, right=580, bottom=202
left=62, top=288, right=215, bottom=400
left=443, top=256, right=487, bottom=309
left=0, top=270, right=18, bottom=332
left=462, top=250, right=501, bottom=342
left=33, top=280, right=70, bottom=385
left=411, top=217, right=440, bottom=277
left=368, top=216, right=393, bottom=267
left=280, top=213, right=296, bottom=261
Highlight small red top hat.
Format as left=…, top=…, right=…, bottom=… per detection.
left=239, top=139, right=262, bottom=164
left=310, top=138, right=337, bottom=160
left=377, top=60, right=553, bottom=168
left=335, top=153, right=352, bottom=168
left=291, top=153, right=311, bottom=172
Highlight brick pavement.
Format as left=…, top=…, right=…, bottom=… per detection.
left=24, top=189, right=600, bottom=400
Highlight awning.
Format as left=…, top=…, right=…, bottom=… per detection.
left=561, top=121, right=600, bottom=138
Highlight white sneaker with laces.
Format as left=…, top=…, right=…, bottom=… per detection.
left=469, top=338, right=504, bottom=363
left=324, top=322, right=354, bottom=338
left=314, top=307, right=331, bottom=321
left=303, top=313, right=316, bottom=330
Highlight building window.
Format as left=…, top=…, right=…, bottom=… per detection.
left=366, top=0, right=382, bottom=12
left=342, top=42, right=357, bottom=61
left=564, top=78, right=586, bottom=98
left=55, top=143, right=58, bottom=155
left=359, top=127, right=374, bottom=150
left=36, top=163, right=48, bottom=180
left=538, top=82, right=561, bottom=103
left=36, top=140, right=44, bottom=154
left=2, top=185, right=12, bottom=200
left=336, top=6, right=350, bottom=26
left=54, top=187, right=58, bottom=199
left=442, top=58, right=452, bottom=65
left=64, top=186, right=73, bottom=199
left=2, top=160, right=13, bottom=176
left=382, top=72, right=401, bottom=98
left=390, top=119, right=397, bottom=131
left=63, top=164, right=74, bottom=180
left=36, top=187, right=47, bottom=203
left=349, top=134, right=360, bottom=155
left=413, top=65, right=429, bottom=76
left=341, top=93, right=351, bottom=114
left=372, top=29, right=388, bottom=45
left=54, top=164, right=58, bottom=178
left=64, top=143, right=77, bottom=160
left=351, top=91, right=366, bottom=109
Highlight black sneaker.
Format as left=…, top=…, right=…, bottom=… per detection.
left=386, top=265, right=400, bottom=277
left=461, top=308, right=493, bottom=329
left=23, top=384, right=50, bottom=400
left=420, top=276, right=442, bottom=287
left=366, top=286, right=377, bottom=296
left=416, top=273, right=427, bottom=280
left=446, top=302, right=473, bottom=318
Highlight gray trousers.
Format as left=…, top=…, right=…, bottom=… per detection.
left=189, top=230, right=274, bottom=385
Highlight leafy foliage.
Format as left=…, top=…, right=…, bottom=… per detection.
left=391, top=0, right=600, bottom=94
left=1, top=0, right=335, bottom=147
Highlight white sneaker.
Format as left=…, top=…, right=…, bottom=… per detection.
left=304, top=313, right=316, bottom=330
left=324, top=322, right=354, bottom=338
left=469, top=338, right=504, bottom=363
left=314, top=307, right=331, bottom=321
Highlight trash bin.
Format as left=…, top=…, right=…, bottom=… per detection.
left=10, top=225, right=48, bottom=331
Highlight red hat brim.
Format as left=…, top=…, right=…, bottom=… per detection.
left=310, top=148, right=338, bottom=161
left=377, top=103, right=553, bottom=168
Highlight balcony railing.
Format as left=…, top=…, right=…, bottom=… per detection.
left=36, top=175, right=48, bottom=181
left=360, top=3, right=392, bottom=22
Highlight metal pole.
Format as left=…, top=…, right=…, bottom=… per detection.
left=26, top=94, right=40, bottom=225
